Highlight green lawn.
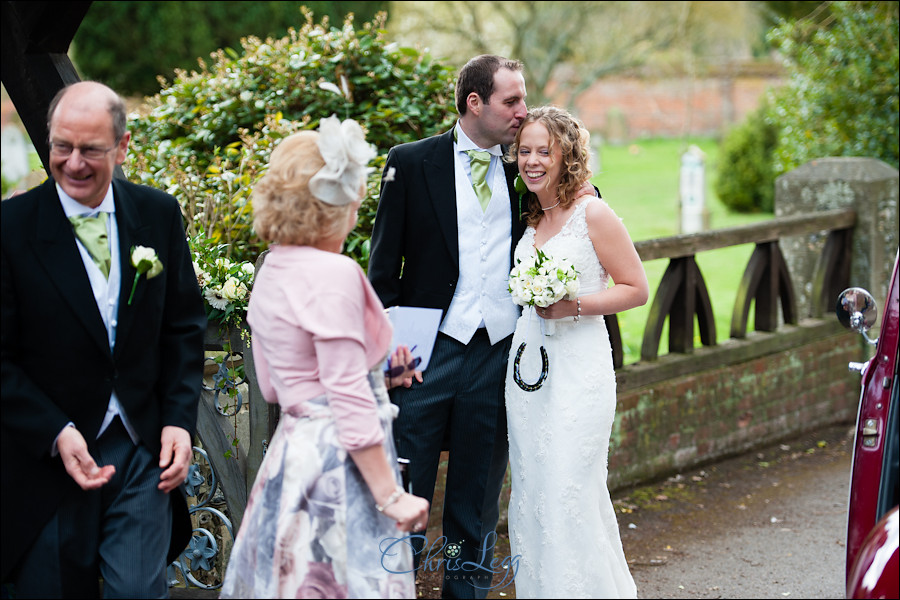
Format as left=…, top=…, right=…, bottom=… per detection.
left=591, top=138, right=773, bottom=364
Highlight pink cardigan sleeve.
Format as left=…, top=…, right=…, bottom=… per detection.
left=250, top=338, right=278, bottom=405
left=286, top=261, right=390, bottom=451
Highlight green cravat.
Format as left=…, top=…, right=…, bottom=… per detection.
left=465, top=149, right=492, bottom=211
left=69, top=212, right=111, bottom=278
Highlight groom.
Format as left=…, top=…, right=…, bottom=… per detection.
left=1, top=81, right=206, bottom=597
left=368, top=54, right=527, bottom=598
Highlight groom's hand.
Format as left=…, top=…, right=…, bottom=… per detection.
left=576, top=181, right=599, bottom=199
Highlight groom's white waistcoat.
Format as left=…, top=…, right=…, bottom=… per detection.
left=439, top=151, right=519, bottom=346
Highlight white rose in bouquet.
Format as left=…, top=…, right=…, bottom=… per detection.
left=222, top=277, right=249, bottom=301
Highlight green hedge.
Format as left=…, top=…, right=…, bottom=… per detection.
left=73, top=1, right=387, bottom=97
left=126, top=10, right=457, bottom=268
left=767, top=1, right=899, bottom=174
left=715, top=1, right=897, bottom=214
left=714, top=104, right=778, bottom=213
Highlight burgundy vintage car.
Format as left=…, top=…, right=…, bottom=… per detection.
left=837, top=250, right=899, bottom=599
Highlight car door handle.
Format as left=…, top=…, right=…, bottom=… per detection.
left=861, top=418, right=879, bottom=447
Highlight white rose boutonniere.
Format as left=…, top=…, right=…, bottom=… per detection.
left=128, top=245, right=163, bottom=305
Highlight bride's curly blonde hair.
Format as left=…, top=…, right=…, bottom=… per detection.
left=506, top=106, right=593, bottom=227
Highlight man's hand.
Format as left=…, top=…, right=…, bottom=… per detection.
left=57, top=426, right=115, bottom=490
left=158, top=426, right=192, bottom=493
left=577, top=181, right=599, bottom=199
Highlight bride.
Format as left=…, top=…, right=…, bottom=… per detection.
left=504, top=106, right=649, bottom=599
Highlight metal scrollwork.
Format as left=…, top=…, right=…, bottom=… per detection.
left=512, top=342, right=549, bottom=391
left=202, top=354, right=246, bottom=417
left=168, top=446, right=234, bottom=591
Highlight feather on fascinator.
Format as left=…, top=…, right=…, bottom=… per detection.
left=309, top=115, right=377, bottom=206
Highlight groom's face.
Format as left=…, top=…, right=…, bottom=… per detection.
left=476, top=68, right=527, bottom=147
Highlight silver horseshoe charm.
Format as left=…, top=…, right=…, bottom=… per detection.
left=513, top=342, right=549, bottom=391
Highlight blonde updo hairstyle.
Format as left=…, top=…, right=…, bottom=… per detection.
left=508, top=106, right=593, bottom=227
left=252, top=131, right=359, bottom=246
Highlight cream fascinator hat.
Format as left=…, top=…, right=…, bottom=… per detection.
left=309, top=115, right=377, bottom=206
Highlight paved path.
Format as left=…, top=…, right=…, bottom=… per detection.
left=620, top=422, right=853, bottom=599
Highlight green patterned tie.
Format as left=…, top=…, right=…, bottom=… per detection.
left=465, top=149, right=492, bottom=211
left=69, top=213, right=111, bottom=278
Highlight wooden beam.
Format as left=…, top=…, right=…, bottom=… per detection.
left=634, top=209, right=856, bottom=261
left=1, top=1, right=93, bottom=173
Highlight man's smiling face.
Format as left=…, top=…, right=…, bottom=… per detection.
left=48, top=84, right=129, bottom=209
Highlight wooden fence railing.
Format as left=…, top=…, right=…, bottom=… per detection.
left=604, top=208, right=855, bottom=369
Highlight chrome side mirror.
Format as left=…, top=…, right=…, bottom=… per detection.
left=836, top=287, right=879, bottom=346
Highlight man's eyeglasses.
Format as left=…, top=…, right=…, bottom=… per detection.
left=49, top=141, right=119, bottom=160
left=385, top=356, right=422, bottom=379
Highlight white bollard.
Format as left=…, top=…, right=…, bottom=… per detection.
left=680, top=145, right=707, bottom=234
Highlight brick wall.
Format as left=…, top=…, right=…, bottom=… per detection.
left=571, top=75, right=784, bottom=142
left=608, top=323, right=862, bottom=492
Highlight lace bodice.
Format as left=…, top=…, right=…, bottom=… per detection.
left=514, top=196, right=609, bottom=296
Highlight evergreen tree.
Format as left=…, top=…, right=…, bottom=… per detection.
left=72, top=1, right=387, bottom=96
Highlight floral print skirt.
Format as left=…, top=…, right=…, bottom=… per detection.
left=220, top=369, right=415, bottom=598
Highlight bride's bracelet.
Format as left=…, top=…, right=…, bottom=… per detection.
left=573, top=298, right=581, bottom=322
left=376, top=486, right=405, bottom=512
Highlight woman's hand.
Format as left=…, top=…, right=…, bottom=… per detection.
left=385, top=345, right=423, bottom=389
left=537, top=298, right=580, bottom=320
left=351, top=446, right=429, bottom=532
left=382, top=492, right=430, bottom=533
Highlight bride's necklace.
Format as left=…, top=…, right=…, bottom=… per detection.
left=540, top=197, right=561, bottom=211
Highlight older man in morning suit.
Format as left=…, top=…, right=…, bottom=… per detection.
left=1, top=81, right=206, bottom=598
left=368, top=55, right=528, bottom=598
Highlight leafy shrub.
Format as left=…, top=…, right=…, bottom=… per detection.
left=73, top=1, right=387, bottom=97
left=126, top=10, right=457, bottom=269
left=714, top=104, right=778, bottom=213
left=715, top=2, right=897, bottom=214
left=766, top=1, right=899, bottom=175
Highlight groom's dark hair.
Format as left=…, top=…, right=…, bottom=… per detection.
left=456, top=54, right=524, bottom=116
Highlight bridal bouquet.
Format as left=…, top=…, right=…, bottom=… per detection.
left=508, top=249, right=578, bottom=391
left=508, top=248, right=579, bottom=308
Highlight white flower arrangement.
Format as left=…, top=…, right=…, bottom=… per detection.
left=190, top=234, right=255, bottom=328
left=508, top=248, right=579, bottom=308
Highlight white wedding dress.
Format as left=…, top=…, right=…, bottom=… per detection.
left=505, top=197, right=637, bottom=599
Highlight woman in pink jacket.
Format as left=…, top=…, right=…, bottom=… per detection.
left=221, top=117, right=428, bottom=599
